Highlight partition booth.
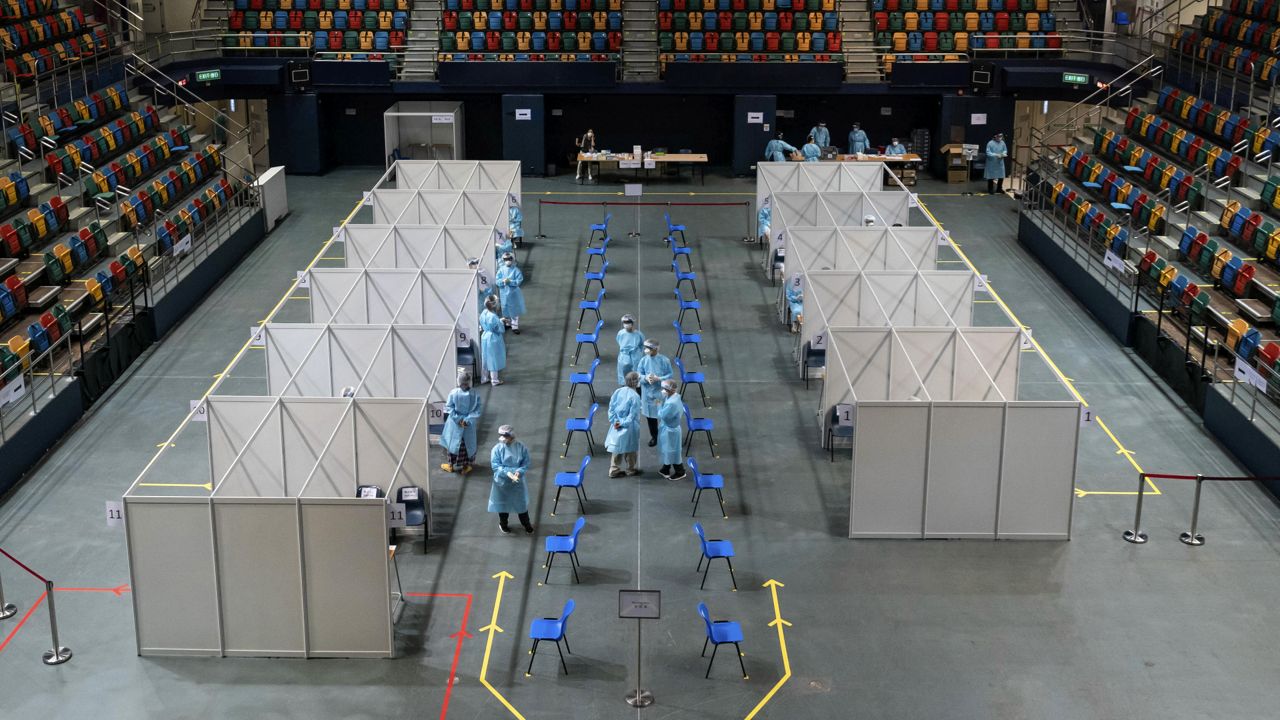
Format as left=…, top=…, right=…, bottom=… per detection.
left=760, top=162, right=1081, bottom=541
left=383, top=101, right=466, bottom=163
left=124, top=161, right=520, bottom=658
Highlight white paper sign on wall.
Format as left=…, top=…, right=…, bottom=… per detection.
left=359, top=486, right=380, bottom=498
left=249, top=325, right=266, bottom=347
left=0, top=375, right=25, bottom=408
left=476, top=270, right=491, bottom=293
left=296, top=270, right=310, bottom=288
left=747, top=112, right=764, bottom=124
left=908, top=193, right=919, bottom=208
left=1234, top=359, right=1268, bottom=392
left=790, top=273, right=804, bottom=290
left=105, top=501, right=124, bottom=528
left=387, top=503, right=407, bottom=528
left=974, top=274, right=989, bottom=292
left=836, top=403, right=854, bottom=427
left=515, top=108, right=531, bottom=121
left=174, top=234, right=192, bottom=255
left=430, top=114, right=453, bottom=124
left=937, top=230, right=951, bottom=247
left=333, top=226, right=344, bottom=242
left=811, top=330, right=829, bottom=350
left=1103, top=250, right=1127, bottom=273
left=190, top=399, right=208, bottom=422
left=624, top=183, right=643, bottom=196
left=455, top=326, right=472, bottom=348
left=1020, top=328, right=1034, bottom=350
left=1079, top=406, right=1094, bottom=426
left=429, top=401, right=446, bottom=425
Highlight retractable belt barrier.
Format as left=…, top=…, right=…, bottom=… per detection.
left=1122, top=472, right=1280, bottom=546
left=0, top=546, right=71, bottom=665
left=534, top=199, right=753, bottom=242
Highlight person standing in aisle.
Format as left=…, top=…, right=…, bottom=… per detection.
left=508, top=201, right=524, bottom=248
left=635, top=339, right=673, bottom=447
left=985, top=132, right=1008, bottom=195
left=489, top=425, right=534, bottom=534
left=848, top=123, right=871, bottom=154
left=480, top=295, right=508, bottom=385
left=575, top=128, right=597, bottom=183
left=657, top=380, right=686, bottom=480
left=808, top=121, right=831, bottom=149
left=801, top=136, right=821, bottom=162
left=764, top=132, right=798, bottom=162
left=615, top=314, right=646, bottom=386
left=439, top=369, right=482, bottom=474
left=496, top=252, right=525, bottom=335
left=605, top=372, right=643, bottom=477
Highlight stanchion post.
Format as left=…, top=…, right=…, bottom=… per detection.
left=1122, top=473, right=1149, bottom=544
left=41, top=580, right=71, bottom=665
left=0, top=569, right=16, bottom=619
left=535, top=199, right=546, bottom=240
left=1180, top=474, right=1206, bottom=546
left=743, top=201, right=751, bottom=243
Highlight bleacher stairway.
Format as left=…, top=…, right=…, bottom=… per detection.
left=840, top=0, right=882, bottom=82
left=402, top=0, right=441, bottom=80
left=623, top=0, right=660, bottom=82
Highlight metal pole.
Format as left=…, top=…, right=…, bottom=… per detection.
left=0, top=569, right=15, bottom=619
left=41, top=580, right=71, bottom=665
left=535, top=199, right=545, bottom=240
left=743, top=200, right=751, bottom=243
left=1180, top=474, right=1206, bottom=546
left=1123, top=473, right=1149, bottom=544
left=625, top=618, right=653, bottom=707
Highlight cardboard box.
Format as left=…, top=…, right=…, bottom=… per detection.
left=947, top=168, right=969, bottom=183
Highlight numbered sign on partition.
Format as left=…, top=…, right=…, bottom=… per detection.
left=249, top=325, right=266, bottom=347
left=333, top=226, right=344, bottom=242
left=296, top=270, right=310, bottom=289
left=790, top=273, right=804, bottom=291
left=190, top=399, right=208, bottom=422
left=1020, top=328, right=1034, bottom=351
left=387, top=503, right=407, bottom=528
left=836, top=403, right=854, bottom=427
left=477, top=270, right=491, bottom=293
left=359, top=487, right=380, bottom=499
left=401, top=487, right=419, bottom=501
left=775, top=230, right=786, bottom=249
left=937, top=230, right=951, bottom=247
left=1079, top=406, right=1094, bottom=427
left=908, top=193, right=920, bottom=208
left=0, top=375, right=25, bottom=408
left=811, top=330, right=828, bottom=350
left=429, top=401, right=446, bottom=425
left=455, top=327, right=472, bottom=349
left=362, top=191, right=372, bottom=205
left=105, top=501, right=124, bottom=528
left=974, top=274, right=989, bottom=293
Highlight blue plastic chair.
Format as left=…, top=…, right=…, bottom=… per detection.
left=568, top=357, right=600, bottom=408
left=672, top=260, right=698, bottom=297
left=586, top=234, right=610, bottom=270
left=1113, top=11, right=1130, bottom=28
left=543, top=516, right=587, bottom=584
left=552, top=455, right=590, bottom=516
left=673, top=356, right=708, bottom=408
left=693, top=523, right=737, bottom=590
left=589, top=212, right=612, bottom=246
left=674, top=287, right=701, bottom=328
left=457, top=338, right=479, bottom=378
left=672, top=237, right=692, bottom=269
left=394, top=485, right=428, bottom=551
left=526, top=599, right=576, bottom=676
left=572, top=319, right=604, bottom=365
left=583, top=258, right=609, bottom=297
left=697, top=603, right=746, bottom=678
left=688, top=458, right=726, bottom=518
left=673, top=320, right=704, bottom=365
left=683, top=402, right=717, bottom=457
left=665, top=211, right=687, bottom=245
left=562, top=402, right=599, bottom=457
left=578, top=288, right=605, bottom=329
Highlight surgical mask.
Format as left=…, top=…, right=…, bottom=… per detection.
left=624, top=324, right=634, bottom=332
left=645, top=347, right=656, bottom=355
left=500, top=435, right=513, bottom=444
left=504, top=260, right=513, bottom=266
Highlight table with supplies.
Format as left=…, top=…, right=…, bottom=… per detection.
left=576, top=152, right=708, bottom=184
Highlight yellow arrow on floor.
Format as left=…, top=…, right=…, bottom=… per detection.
left=745, top=579, right=793, bottom=719
left=478, top=571, right=526, bottom=720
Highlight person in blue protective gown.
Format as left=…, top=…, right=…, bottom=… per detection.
left=808, top=121, right=830, bottom=149
left=885, top=138, right=907, bottom=156
left=786, top=282, right=804, bottom=334
left=635, top=338, right=673, bottom=447
left=605, top=372, right=643, bottom=477
left=508, top=202, right=523, bottom=247
left=439, top=369, right=482, bottom=474
left=985, top=132, right=1008, bottom=195
left=848, top=123, right=871, bottom=154
left=479, top=294, right=508, bottom=385
left=756, top=199, right=772, bottom=244
left=615, top=314, right=646, bottom=386
left=495, top=251, right=525, bottom=334
left=801, top=136, right=821, bottom=162
left=489, top=425, right=534, bottom=534
left=764, top=132, right=797, bottom=163
left=657, top=380, right=686, bottom=480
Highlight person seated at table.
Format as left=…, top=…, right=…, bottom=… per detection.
left=848, top=123, right=871, bottom=154
left=801, top=136, right=821, bottom=163
left=764, top=132, right=798, bottom=163
left=885, top=138, right=907, bottom=156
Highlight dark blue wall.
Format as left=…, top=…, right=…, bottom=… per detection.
left=0, top=379, right=83, bottom=497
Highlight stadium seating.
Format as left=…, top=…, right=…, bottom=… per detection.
left=440, top=0, right=623, bottom=60
left=223, top=0, right=410, bottom=56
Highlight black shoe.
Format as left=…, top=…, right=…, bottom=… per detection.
left=513, top=328, right=521, bottom=335
left=648, top=438, right=657, bottom=447
left=523, top=525, right=535, bottom=535
left=668, top=470, right=688, bottom=481
left=499, top=523, right=511, bottom=535
left=659, top=465, right=671, bottom=478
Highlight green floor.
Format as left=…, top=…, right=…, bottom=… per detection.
left=2, top=168, right=1279, bottom=720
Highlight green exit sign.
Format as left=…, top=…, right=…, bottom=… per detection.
left=194, top=69, right=221, bottom=83
left=1062, top=72, right=1089, bottom=85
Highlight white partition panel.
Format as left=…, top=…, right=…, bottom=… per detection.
left=352, top=399, right=429, bottom=494
left=998, top=403, right=1079, bottom=539
left=391, top=326, right=456, bottom=402
left=787, top=228, right=862, bottom=272
left=370, top=189, right=418, bottom=223
left=266, top=325, right=327, bottom=396
left=213, top=498, right=305, bottom=657
left=423, top=227, right=496, bottom=270
left=920, top=272, right=976, bottom=325
left=208, top=397, right=279, bottom=491
left=815, top=193, right=867, bottom=226
left=850, top=403, right=930, bottom=538
left=924, top=404, right=1005, bottom=538
left=281, top=399, right=351, bottom=496
left=125, top=498, right=220, bottom=655
left=824, top=328, right=892, bottom=406
left=310, top=268, right=363, bottom=323
left=960, top=328, right=1022, bottom=399
left=863, top=191, right=912, bottom=226
left=396, top=161, right=437, bottom=189
left=343, top=225, right=398, bottom=267
left=328, top=326, right=393, bottom=395
left=300, top=499, right=393, bottom=657
left=885, top=227, right=943, bottom=269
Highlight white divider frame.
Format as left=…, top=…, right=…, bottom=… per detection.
left=801, top=271, right=976, bottom=344
left=369, top=189, right=508, bottom=230
left=756, top=161, right=886, bottom=211
left=342, top=225, right=498, bottom=275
